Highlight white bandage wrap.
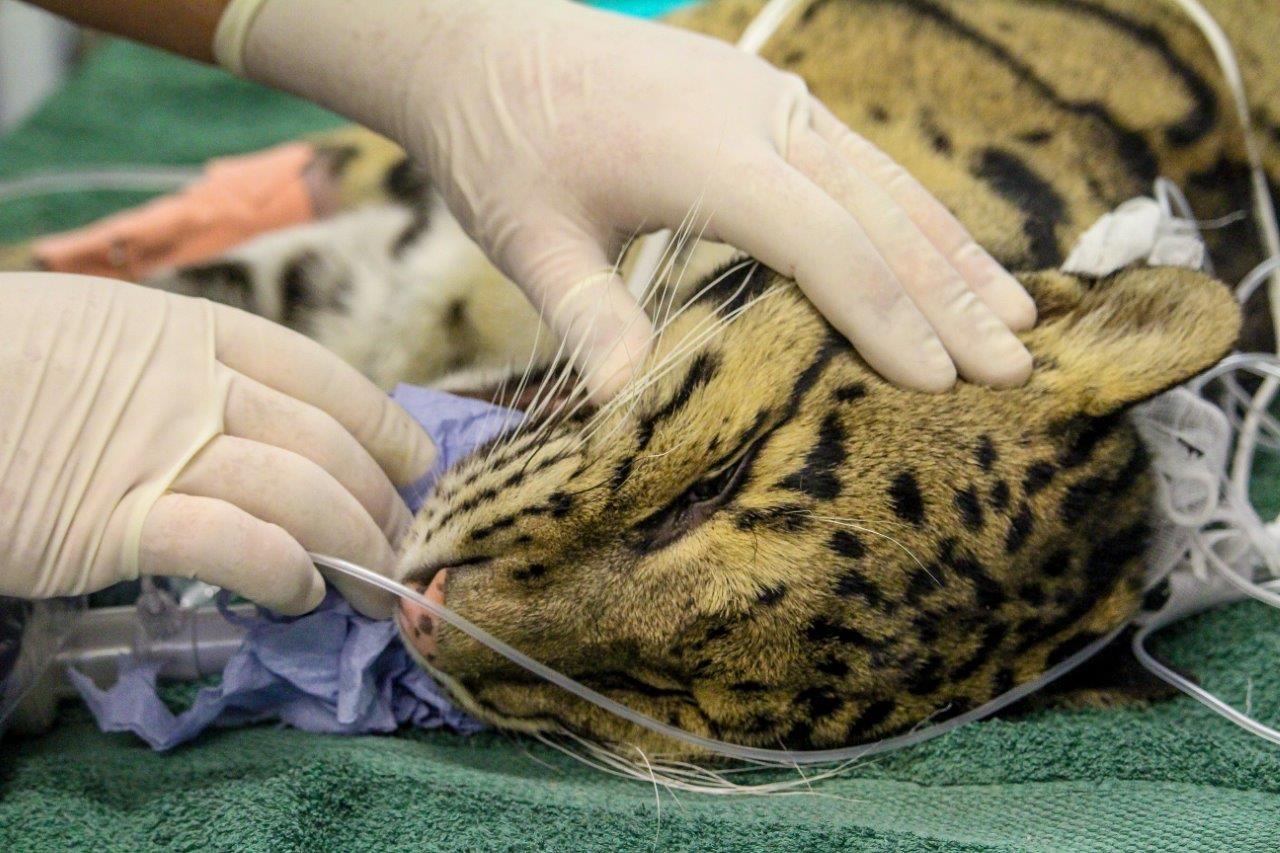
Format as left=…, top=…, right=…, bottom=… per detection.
left=213, top=0, right=274, bottom=77
left=1062, top=196, right=1205, bottom=278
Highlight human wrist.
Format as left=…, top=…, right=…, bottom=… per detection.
left=217, top=0, right=506, bottom=145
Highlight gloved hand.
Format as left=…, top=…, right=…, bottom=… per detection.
left=218, top=0, right=1036, bottom=399
left=0, top=273, right=435, bottom=618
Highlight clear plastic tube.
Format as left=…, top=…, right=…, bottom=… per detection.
left=0, top=167, right=198, bottom=203
left=309, top=552, right=1126, bottom=765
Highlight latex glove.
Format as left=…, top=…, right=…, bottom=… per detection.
left=219, top=0, right=1036, bottom=400
left=0, top=273, right=436, bottom=617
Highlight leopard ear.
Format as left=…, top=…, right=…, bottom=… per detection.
left=1020, top=267, right=1241, bottom=417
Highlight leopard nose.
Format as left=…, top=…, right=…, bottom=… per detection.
left=397, top=570, right=448, bottom=661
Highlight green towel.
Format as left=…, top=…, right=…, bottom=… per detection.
left=1, top=38, right=1279, bottom=853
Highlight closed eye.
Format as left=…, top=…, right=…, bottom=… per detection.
left=634, top=440, right=761, bottom=551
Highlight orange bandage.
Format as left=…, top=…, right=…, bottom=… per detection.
left=32, top=142, right=319, bottom=282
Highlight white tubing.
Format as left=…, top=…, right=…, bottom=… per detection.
left=309, top=551, right=1126, bottom=765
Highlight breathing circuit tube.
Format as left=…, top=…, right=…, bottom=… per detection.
left=310, top=552, right=1128, bottom=764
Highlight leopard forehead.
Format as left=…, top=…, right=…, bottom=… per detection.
left=395, top=263, right=1158, bottom=751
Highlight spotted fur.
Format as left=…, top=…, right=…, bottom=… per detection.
left=146, top=0, right=1271, bottom=753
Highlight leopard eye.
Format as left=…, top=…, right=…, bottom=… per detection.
left=684, top=449, right=752, bottom=507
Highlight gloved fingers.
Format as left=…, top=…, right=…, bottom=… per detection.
left=223, top=368, right=412, bottom=544
left=809, top=100, right=1037, bottom=332
left=701, top=152, right=956, bottom=391
left=171, top=434, right=397, bottom=618
left=508, top=223, right=655, bottom=403
left=787, top=129, right=1033, bottom=388
left=139, top=493, right=325, bottom=615
left=210, top=301, right=436, bottom=487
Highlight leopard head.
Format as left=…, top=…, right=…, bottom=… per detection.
left=395, top=260, right=1238, bottom=755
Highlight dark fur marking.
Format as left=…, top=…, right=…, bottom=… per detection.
left=1023, top=461, right=1057, bottom=496
left=392, top=206, right=432, bottom=257
left=1042, top=0, right=1218, bottom=147
left=835, top=569, right=884, bottom=609
left=734, top=504, right=810, bottom=532
left=975, top=147, right=1067, bottom=267
left=757, top=584, right=787, bottom=606
left=1005, top=502, right=1034, bottom=553
left=610, top=456, right=635, bottom=491
left=828, top=530, right=866, bottom=561
left=817, top=657, right=850, bottom=677
left=1045, top=631, right=1103, bottom=668
left=834, top=382, right=867, bottom=403
left=796, top=686, right=844, bottom=718
left=1041, top=548, right=1072, bottom=578
left=470, top=514, right=516, bottom=541
left=1056, top=412, right=1123, bottom=469
left=1018, top=129, right=1053, bottom=145
left=976, top=435, right=998, bottom=471
left=806, top=617, right=878, bottom=649
left=849, top=699, right=896, bottom=735
left=889, top=470, right=927, bottom=525
left=954, top=485, right=984, bottom=531
left=951, top=621, right=1008, bottom=681
left=905, top=566, right=942, bottom=606
left=907, top=653, right=946, bottom=695
left=635, top=352, right=720, bottom=451
left=384, top=157, right=431, bottom=202
left=730, top=680, right=768, bottom=693
left=1017, top=583, right=1047, bottom=607
left=993, top=667, right=1016, bottom=696
left=778, top=412, right=847, bottom=500
left=989, top=479, right=1011, bottom=512
left=512, top=563, right=547, bottom=582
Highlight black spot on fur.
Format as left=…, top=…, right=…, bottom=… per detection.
left=817, top=657, right=849, bottom=677
left=547, top=492, right=574, bottom=518
left=512, top=563, right=547, bottom=582
left=1018, top=129, right=1053, bottom=145
left=1023, top=461, right=1057, bottom=496
left=778, top=412, right=847, bottom=500
left=974, top=147, right=1067, bottom=267
left=1056, top=413, right=1123, bottom=469
left=989, top=479, right=1011, bottom=511
left=470, top=514, right=516, bottom=541
left=179, top=260, right=256, bottom=311
left=905, top=566, right=942, bottom=606
left=1017, top=583, right=1047, bottom=607
left=833, top=382, right=867, bottom=403
left=1005, top=502, right=1034, bottom=553
left=730, top=681, right=768, bottom=693
left=868, top=105, right=889, bottom=123
left=829, top=530, right=866, bottom=561
left=1045, top=631, right=1103, bottom=668
left=954, top=485, right=984, bottom=531
left=907, top=653, right=946, bottom=695
left=734, top=504, right=809, bottom=532
left=951, top=621, right=1008, bottom=681
left=976, top=436, right=998, bottom=471
left=806, top=618, right=878, bottom=649
left=993, top=667, right=1016, bottom=695
left=392, top=206, right=432, bottom=257
left=757, top=584, right=787, bottom=606
left=849, top=699, right=896, bottom=735
left=835, top=569, right=884, bottom=609
left=1040, top=548, right=1072, bottom=578
left=889, top=471, right=926, bottom=525
left=384, top=157, right=431, bottom=202
left=796, top=686, right=844, bottom=718
left=636, top=352, right=720, bottom=450
left=610, top=456, right=634, bottom=491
